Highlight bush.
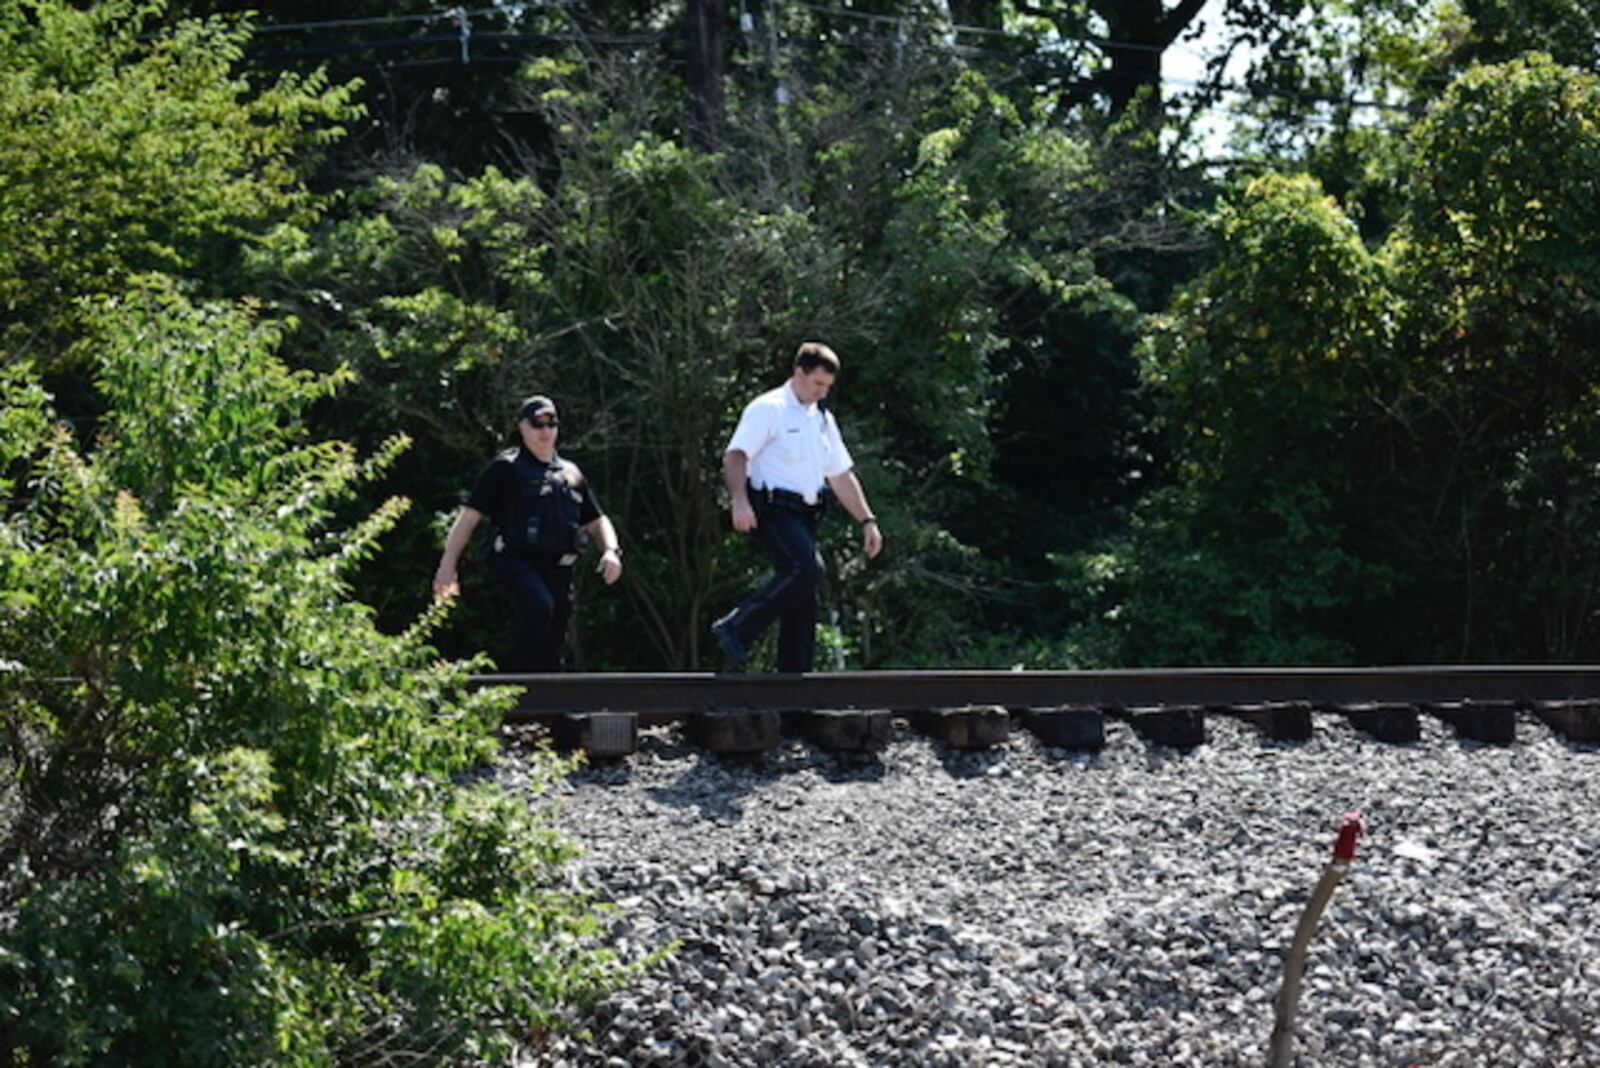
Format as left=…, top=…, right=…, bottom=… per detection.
left=0, top=0, right=357, bottom=359
left=0, top=284, right=631, bottom=1064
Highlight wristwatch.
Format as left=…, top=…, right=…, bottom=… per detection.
left=859, top=516, right=878, bottom=528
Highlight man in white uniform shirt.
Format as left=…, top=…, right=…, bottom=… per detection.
left=711, top=342, right=884, bottom=672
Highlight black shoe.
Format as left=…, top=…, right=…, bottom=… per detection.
left=710, top=618, right=748, bottom=667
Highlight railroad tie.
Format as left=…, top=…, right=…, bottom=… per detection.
left=1422, top=700, right=1516, bottom=745
left=787, top=708, right=893, bottom=753
left=1122, top=704, right=1207, bottom=749
left=1223, top=701, right=1314, bottom=742
left=914, top=705, right=1010, bottom=749
left=552, top=711, right=639, bottom=757
left=1012, top=705, right=1106, bottom=750
left=1529, top=699, right=1600, bottom=743
left=1335, top=702, right=1421, bottom=744
left=688, top=708, right=783, bottom=755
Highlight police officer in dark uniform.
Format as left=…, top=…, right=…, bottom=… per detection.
left=433, top=395, right=622, bottom=671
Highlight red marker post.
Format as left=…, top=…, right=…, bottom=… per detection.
left=1267, top=812, right=1366, bottom=1068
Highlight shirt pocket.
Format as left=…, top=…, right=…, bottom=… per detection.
left=777, top=426, right=808, bottom=462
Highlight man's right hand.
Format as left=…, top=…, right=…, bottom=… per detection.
left=432, top=567, right=460, bottom=599
left=731, top=499, right=758, bottom=532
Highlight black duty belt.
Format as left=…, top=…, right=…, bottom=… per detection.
left=750, top=483, right=827, bottom=514
left=491, top=534, right=579, bottom=567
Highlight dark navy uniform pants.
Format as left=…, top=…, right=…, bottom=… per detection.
left=490, top=551, right=574, bottom=672
left=722, top=504, right=825, bottom=673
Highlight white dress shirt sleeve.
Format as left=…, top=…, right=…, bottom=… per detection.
left=726, top=396, right=774, bottom=460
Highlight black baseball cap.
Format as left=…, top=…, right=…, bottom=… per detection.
left=516, top=395, right=557, bottom=423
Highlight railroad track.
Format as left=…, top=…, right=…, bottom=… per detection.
left=479, top=666, right=1600, bottom=756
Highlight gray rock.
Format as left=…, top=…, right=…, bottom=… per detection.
left=521, top=715, right=1600, bottom=1067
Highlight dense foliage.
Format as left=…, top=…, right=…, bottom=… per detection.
left=0, top=5, right=630, bottom=1062
left=5, top=0, right=1600, bottom=1056
left=0, top=4, right=636, bottom=1061
left=1067, top=54, right=1600, bottom=664
left=255, top=48, right=1131, bottom=669
left=0, top=285, right=633, bottom=1063
left=0, top=0, right=355, bottom=361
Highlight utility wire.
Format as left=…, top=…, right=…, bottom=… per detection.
left=183, top=1, right=1212, bottom=58
left=248, top=5, right=559, bottom=35
left=227, top=5, right=1423, bottom=120
left=248, top=11, right=452, bottom=34
left=254, top=30, right=662, bottom=66
left=783, top=1, right=1171, bottom=53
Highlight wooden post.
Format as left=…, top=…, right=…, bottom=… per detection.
left=1267, top=813, right=1365, bottom=1068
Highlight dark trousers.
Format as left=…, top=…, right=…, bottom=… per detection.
left=722, top=505, right=825, bottom=673
left=490, top=552, right=573, bottom=672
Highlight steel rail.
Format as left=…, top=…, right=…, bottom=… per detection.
left=480, top=666, right=1600, bottom=721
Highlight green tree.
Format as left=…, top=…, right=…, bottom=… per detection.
left=259, top=48, right=1122, bottom=669
left=1070, top=55, right=1600, bottom=665
left=1385, top=53, right=1600, bottom=658
left=0, top=0, right=356, bottom=363
left=1060, top=173, right=1397, bottom=665
left=0, top=286, right=630, bottom=1064
left=1220, top=0, right=1600, bottom=229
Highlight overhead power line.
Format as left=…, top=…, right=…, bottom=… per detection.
left=206, top=1, right=1223, bottom=60
left=792, top=0, right=1174, bottom=54
left=219, top=4, right=1423, bottom=121
left=247, top=5, right=557, bottom=35
left=253, top=30, right=662, bottom=66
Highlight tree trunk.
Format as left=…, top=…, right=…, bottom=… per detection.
left=1093, top=0, right=1208, bottom=125
left=687, top=0, right=726, bottom=150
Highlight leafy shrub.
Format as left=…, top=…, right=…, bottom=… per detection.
left=0, top=0, right=357, bottom=358
left=0, top=284, right=631, bottom=1064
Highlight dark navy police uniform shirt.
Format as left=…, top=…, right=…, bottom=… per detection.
left=468, top=447, right=601, bottom=554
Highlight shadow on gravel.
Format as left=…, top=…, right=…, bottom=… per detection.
left=1254, top=738, right=1312, bottom=756
left=816, top=753, right=887, bottom=784
left=569, top=756, right=634, bottom=786
left=935, top=745, right=1009, bottom=780
left=764, top=736, right=888, bottom=783
left=1033, top=747, right=1105, bottom=768
left=1136, top=744, right=1203, bottom=770
left=639, top=738, right=892, bottom=820
left=645, top=751, right=787, bottom=822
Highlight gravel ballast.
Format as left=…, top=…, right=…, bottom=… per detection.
left=511, top=713, right=1600, bottom=1067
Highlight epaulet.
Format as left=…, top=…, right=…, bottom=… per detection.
left=497, top=446, right=521, bottom=463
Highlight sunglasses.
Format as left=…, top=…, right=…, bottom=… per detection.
left=527, top=418, right=560, bottom=430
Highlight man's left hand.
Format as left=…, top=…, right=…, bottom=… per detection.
left=598, top=548, right=623, bottom=584
left=863, top=522, right=883, bottom=559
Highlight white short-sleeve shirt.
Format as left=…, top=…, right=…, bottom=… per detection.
left=726, top=382, right=854, bottom=502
